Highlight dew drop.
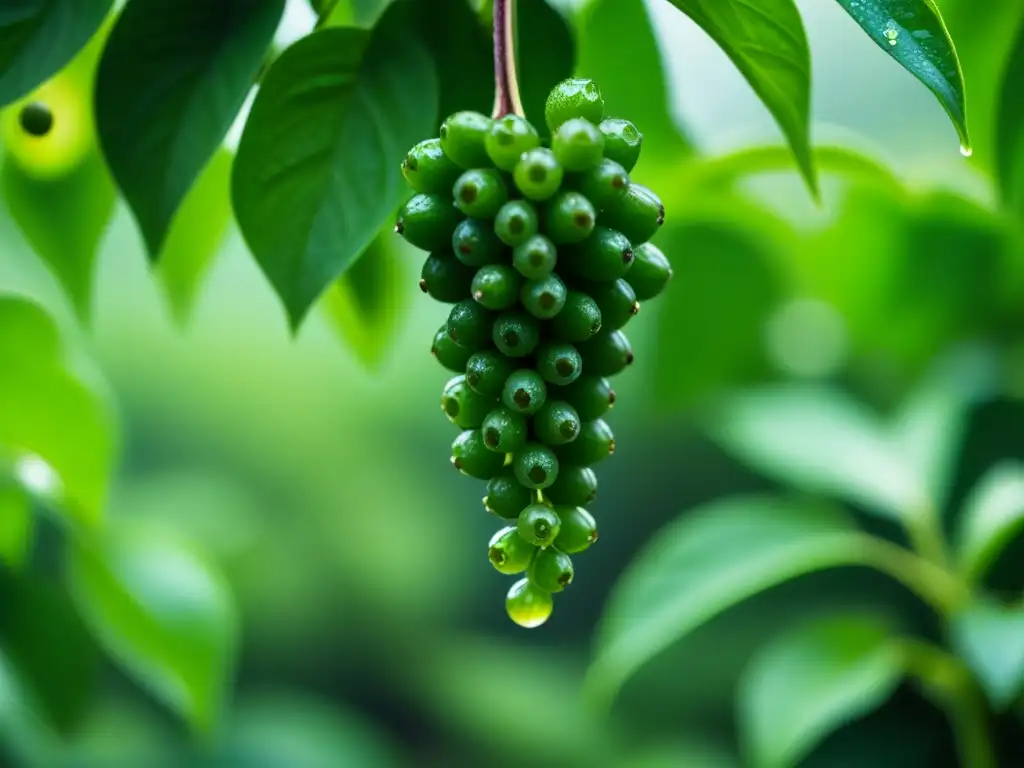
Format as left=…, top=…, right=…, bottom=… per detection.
left=960, top=144, right=973, bottom=158
left=883, top=20, right=899, bottom=46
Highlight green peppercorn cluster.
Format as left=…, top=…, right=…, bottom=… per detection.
left=395, top=78, right=672, bottom=629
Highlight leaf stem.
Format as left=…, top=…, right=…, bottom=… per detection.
left=856, top=535, right=969, bottom=615
left=492, top=0, right=524, bottom=118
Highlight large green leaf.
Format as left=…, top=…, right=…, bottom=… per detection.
left=155, top=148, right=234, bottom=326
left=0, top=482, right=32, bottom=569
left=574, top=0, right=694, bottom=177
left=996, top=17, right=1024, bottom=216
left=232, top=4, right=438, bottom=329
left=517, top=0, right=575, bottom=129
left=738, top=614, right=903, bottom=768
left=586, top=496, right=873, bottom=708
left=67, top=523, right=238, bottom=735
left=653, top=206, right=785, bottom=409
left=949, top=599, right=1024, bottom=710
left=0, top=149, right=116, bottom=322
left=833, top=0, right=969, bottom=152
left=414, top=0, right=491, bottom=117
left=663, top=0, right=815, bottom=192
left=0, top=294, right=60, bottom=363
left=95, top=0, right=282, bottom=258
left=0, top=0, right=111, bottom=106
left=321, top=228, right=410, bottom=372
left=955, top=462, right=1024, bottom=583
left=709, top=386, right=928, bottom=521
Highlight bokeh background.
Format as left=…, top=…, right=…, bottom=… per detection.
left=2, top=0, right=1024, bottom=765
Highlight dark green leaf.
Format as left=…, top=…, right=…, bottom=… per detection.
left=1, top=149, right=116, bottom=322
left=232, top=5, right=438, bottom=329
left=586, top=496, right=871, bottom=708
left=517, top=0, right=574, bottom=129
left=321, top=228, right=411, bottom=372
left=574, top=0, right=694, bottom=177
left=0, top=0, right=112, bottom=106
left=0, top=482, right=32, bottom=569
left=710, top=385, right=927, bottom=520
left=653, top=206, right=784, bottom=409
left=950, top=599, right=1024, bottom=710
left=96, top=0, right=283, bottom=258
left=414, top=0, right=491, bottom=117
left=662, top=0, right=815, bottom=193
left=67, top=523, right=238, bottom=735
left=0, top=650, right=56, bottom=764
left=955, top=462, right=1024, bottom=583
left=996, top=16, right=1024, bottom=215
left=738, top=614, right=903, bottom=768
left=156, top=148, right=234, bottom=326
left=833, top=0, right=969, bottom=152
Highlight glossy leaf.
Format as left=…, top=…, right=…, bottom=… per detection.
left=574, top=0, right=694, bottom=177
left=0, top=150, right=116, bottom=321
left=67, top=524, right=237, bottom=734
left=586, top=496, right=872, bottom=708
left=232, top=5, right=437, bottom=329
left=414, top=0, right=491, bottom=117
left=0, top=0, right=112, bottom=106
left=956, top=462, right=1024, bottom=583
left=709, top=385, right=928, bottom=520
left=321, top=229, right=410, bottom=372
left=155, top=148, right=234, bottom=326
left=96, top=0, right=283, bottom=258
left=996, top=17, right=1024, bottom=215
left=950, top=599, right=1024, bottom=710
left=833, top=0, right=969, bottom=152
left=653, top=207, right=784, bottom=409
left=0, top=482, right=32, bottom=569
left=664, top=0, right=815, bottom=192
left=738, top=614, right=903, bottom=768
left=517, top=0, right=575, bottom=130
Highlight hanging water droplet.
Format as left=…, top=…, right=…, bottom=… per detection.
left=883, top=20, right=900, bottom=46
left=960, top=144, right=973, bottom=157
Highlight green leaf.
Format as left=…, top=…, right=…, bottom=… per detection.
left=996, top=17, right=1024, bottom=215
left=709, top=385, right=928, bottom=520
left=0, top=0, right=112, bottom=107
left=0, top=294, right=115, bottom=527
left=232, top=4, right=438, bottom=329
left=586, top=496, right=874, bottom=708
left=663, top=0, right=815, bottom=193
left=574, top=0, right=694, bottom=177
left=0, top=482, right=32, bottom=569
left=955, top=462, right=1024, bottom=583
left=653, top=206, right=784, bottom=409
left=321, top=228, right=410, bottom=372
left=517, top=0, right=574, bottom=129
left=833, top=0, right=970, bottom=152
left=949, top=599, right=1024, bottom=710
left=0, top=149, right=116, bottom=322
left=738, top=614, right=903, bottom=768
left=0, top=650, right=56, bottom=763
left=67, top=523, right=237, bottom=735
left=95, top=0, right=282, bottom=259
left=155, top=148, right=234, bottom=326
left=415, top=0, right=491, bottom=117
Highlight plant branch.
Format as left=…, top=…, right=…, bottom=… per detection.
left=855, top=535, right=969, bottom=615
left=492, top=0, right=524, bottom=118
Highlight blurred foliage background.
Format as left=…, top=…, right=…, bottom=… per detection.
left=2, top=0, right=1024, bottom=766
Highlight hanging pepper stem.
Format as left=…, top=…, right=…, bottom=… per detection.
left=492, top=0, right=524, bottom=119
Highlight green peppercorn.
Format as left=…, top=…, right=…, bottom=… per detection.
left=495, top=200, right=540, bottom=247
left=396, top=193, right=461, bottom=251
left=465, top=350, right=516, bottom=398
left=442, top=375, right=496, bottom=429
left=506, top=577, right=553, bottom=628
left=402, top=138, right=462, bottom=194
left=599, top=118, right=642, bottom=172
left=431, top=324, right=474, bottom=372
left=551, top=117, right=605, bottom=172
left=553, top=505, right=598, bottom=553
left=481, top=407, right=528, bottom=453
left=514, top=443, right=560, bottom=490
left=552, top=376, right=614, bottom=421
left=512, top=234, right=558, bottom=279
left=517, top=503, right=561, bottom=546
left=452, top=218, right=504, bottom=266
left=532, top=400, right=581, bottom=446
left=454, top=168, right=509, bottom=219
left=544, top=191, right=596, bottom=245
left=545, top=467, right=598, bottom=508
left=545, top=78, right=604, bottom=132
left=520, top=273, right=567, bottom=320
left=493, top=311, right=541, bottom=358
left=484, top=470, right=533, bottom=519
left=560, top=227, right=634, bottom=282
left=472, top=264, right=522, bottom=310
left=553, top=419, right=614, bottom=467
left=420, top=251, right=475, bottom=303
left=502, top=369, right=547, bottom=415
left=513, top=148, right=564, bottom=201
left=439, top=111, right=492, bottom=168
left=626, top=242, right=673, bottom=300
left=577, top=329, right=634, bottom=376
left=529, top=547, right=574, bottom=592
left=550, top=290, right=602, bottom=343
left=599, top=182, right=664, bottom=244
left=446, top=299, right=495, bottom=350
left=575, top=158, right=630, bottom=210
left=488, top=525, right=536, bottom=574
left=451, top=429, right=506, bottom=478
left=535, top=343, right=583, bottom=386
left=583, top=279, right=639, bottom=331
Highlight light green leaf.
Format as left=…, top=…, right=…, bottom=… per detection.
left=955, top=462, right=1024, bottom=583
left=996, top=17, right=1024, bottom=215
left=833, top=0, right=969, bottom=152
left=232, top=4, right=437, bottom=329
left=0, top=0, right=112, bottom=106
left=709, top=385, right=927, bottom=520
left=67, top=523, right=238, bottom=734
left=321, top=228, right=410, bottom=372
left=586, top=496, right=875, bottom=708
left=949, top=599, right=1024, bottom=710
left=155, top=148, right=234, bottom=326
left=738, top=614, right=903, bottom=768
left=0, top=482, right=32, bottom=569
left=663, top=0, right=815, bottom=193
left=574, top=0, right=694, bottom=176
left=95, top=0, right=282, bottom=258
left=0, top=149, right=116, bottom=322
left=0, top=294, right=60, bottom=364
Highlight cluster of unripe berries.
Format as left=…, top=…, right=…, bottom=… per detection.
left=396, top=78, right=672, bottom=628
